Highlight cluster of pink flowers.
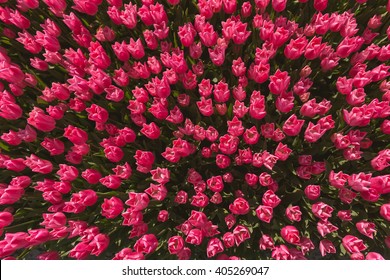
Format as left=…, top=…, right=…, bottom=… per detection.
left=0, top=0, right=389, bottom=259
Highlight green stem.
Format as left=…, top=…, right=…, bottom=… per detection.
left=17, top=247, right=32, bottom=260
left=5, top=220, right=37, bottom=231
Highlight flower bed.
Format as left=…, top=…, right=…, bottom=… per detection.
left=0, top=0, right=389, bottom=260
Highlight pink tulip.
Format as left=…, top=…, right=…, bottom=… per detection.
left=272, top=0, right=286, bottom=12
left=229, top=198, right=250, bottom=215
left=168, top=236, right=184, bottom=254
left=134, top=234, right=158, bottom=254
left=342, top=235, right=367, bottom=254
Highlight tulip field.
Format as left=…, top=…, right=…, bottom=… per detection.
left=0, top=0, right=389, bottom=260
